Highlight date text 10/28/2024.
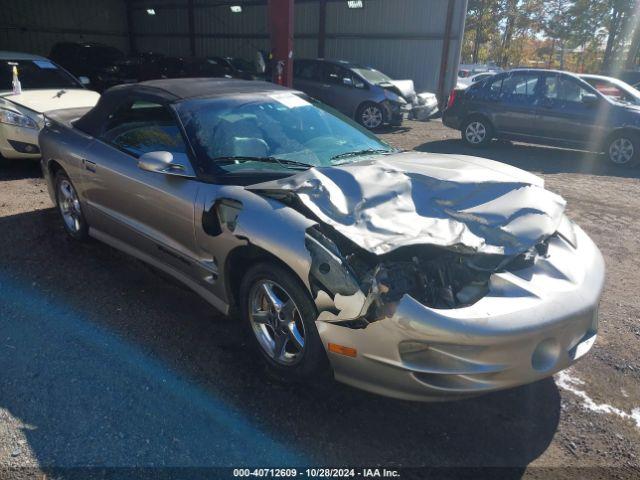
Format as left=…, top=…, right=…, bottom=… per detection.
left=232, top=469, right=400, bottom=478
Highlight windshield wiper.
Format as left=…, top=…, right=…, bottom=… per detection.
left=212, top=156, right=311, bottom=170
left=331, top=148, right=395, bottom=163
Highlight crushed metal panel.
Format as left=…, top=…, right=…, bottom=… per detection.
left=247, top=152, right=566, bottom=256
left=388, top=79, right=416, bottom=99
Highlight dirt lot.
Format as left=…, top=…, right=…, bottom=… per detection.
left=1, top=119, right=639, bottom=479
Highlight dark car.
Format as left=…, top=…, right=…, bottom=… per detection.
left=49, top=42, right=126, bottom=91
left=223, top=56, right=259, bottom=80
left=159, top=56, right=253, bottom=80
left=443, top=69, right=640, bottom=167
left=158, top=56, right=185, bottom=78
left=111, top=52, right=164, bottom=84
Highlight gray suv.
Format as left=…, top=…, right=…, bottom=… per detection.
left=293, top=59, right=437, bottom=129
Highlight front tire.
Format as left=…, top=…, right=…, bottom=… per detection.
left=239, top=262, right=330, bottom=381
left=461, top=116, right=494, bottom=148
left=606, top=133, right=639, bottom=167
left=357, top=102, right=385, bottom=130
left=54, top=170, right=89, bottom=241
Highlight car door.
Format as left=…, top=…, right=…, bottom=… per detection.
left=293, top=60, right=324, bottom=101
left=81, top=96, right=203, bottom=281
left=535, top=73, right=608, bottom=145
left=488, top=71, right=541, bottom=137
left=320, top=63, right=365, bottom=118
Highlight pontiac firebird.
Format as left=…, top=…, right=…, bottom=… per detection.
left=39, top=78, right=604, bottom=401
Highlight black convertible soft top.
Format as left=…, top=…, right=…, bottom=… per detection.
left=74, top=78, right=293, bottom=136
left=135, top=77, right=291, bottom=100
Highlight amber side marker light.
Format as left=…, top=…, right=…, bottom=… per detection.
left=328, top=343, right=357, bottom=357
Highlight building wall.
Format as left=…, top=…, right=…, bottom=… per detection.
left=131, top=0, right=467, bottom=92
left=0, top=0, right=128, bottom=55
left=0, top=0, right=467, bottom=93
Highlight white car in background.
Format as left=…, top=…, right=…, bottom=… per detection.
left=0, top=51, right=99, bottom=160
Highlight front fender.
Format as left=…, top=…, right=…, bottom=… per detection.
left=194, top=185, right=319, bottom=307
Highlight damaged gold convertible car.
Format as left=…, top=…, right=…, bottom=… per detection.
left=40, top=79, right=604, bottom=401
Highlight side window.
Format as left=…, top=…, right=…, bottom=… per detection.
left=560, top=77, right=591, bottom=103
left=99, top=100, right=187, bottom=158
left=325, top=64, right=351, bottom=86
left=543, top=75, right=592, bottom=104
left=350, top=73, right=365, bottom=89
left=488, top=76, right=503, bottom=95
left=542, top=76, right=559, bottom=99
left=295, top=61, right=320, bottom=81
left=500, top=73, right=539, bottom=103
left=595, top=81, right=633, bottom=102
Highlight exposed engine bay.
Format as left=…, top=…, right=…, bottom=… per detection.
left=305, top=222, right=549, bottom=324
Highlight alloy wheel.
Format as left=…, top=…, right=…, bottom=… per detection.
left=609, top=137, right=634, bottom=165
left=465, top=121, right=487, bottom=144
left=361, top=106, right=383, bottom=129
left=248, top=280, right=306, bottom=365
left=58, top=179, right=83, bottom=233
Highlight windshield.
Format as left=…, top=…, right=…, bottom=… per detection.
left=175, top=92, right=394, bottom=175
left=351, top=67, right=392, bottom=86
left=1, top=59, right=82, bottom=91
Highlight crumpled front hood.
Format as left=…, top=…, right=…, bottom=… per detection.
left=387, top=79, right=416, bottom=99
left=1, top=89, right=100, bottom=113
left=248, top=152, right=567, bottom=257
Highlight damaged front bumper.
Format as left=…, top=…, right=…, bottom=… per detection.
left=316, top=224, right=604, bottom=401
left=408, top=94, right=439, bottom=121
left=386, top=98, right=438, bottom=124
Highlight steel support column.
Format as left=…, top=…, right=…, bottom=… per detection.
left=437, top=0, right=456, bottom=107
left=188, top=0, right=196, bottom=56
left=318, top=0, right=327, bottom=58
left=268, top=0, right=294, bottom=87
left=125, top=0, right=137, bottom=54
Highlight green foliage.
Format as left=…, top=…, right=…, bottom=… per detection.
left=462, top=0, right=640, bottom=73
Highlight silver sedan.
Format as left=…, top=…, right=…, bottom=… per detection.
left=39, top=78, right=604, bottom=401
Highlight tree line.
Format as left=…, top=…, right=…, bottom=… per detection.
left=462, top=0, right=640, bottom=73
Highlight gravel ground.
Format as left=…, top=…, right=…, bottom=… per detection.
left=0, top=119, right=639, bottom=479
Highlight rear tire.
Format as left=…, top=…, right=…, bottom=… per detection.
left=239, top=262, right=330, bottom=382
left=54, top=170, right=89, bottom=241
left=461, top=116, right=494, bottom=148
left=606, top=132, right=639, bottom=167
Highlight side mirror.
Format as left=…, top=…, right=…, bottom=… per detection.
left=582, top=93, right=599, bottom=106
left=342, top=77, right=354, bottom=87
left=78, top=76, right=91, bottom=86
left=137, top=151, right=195, bottom=178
